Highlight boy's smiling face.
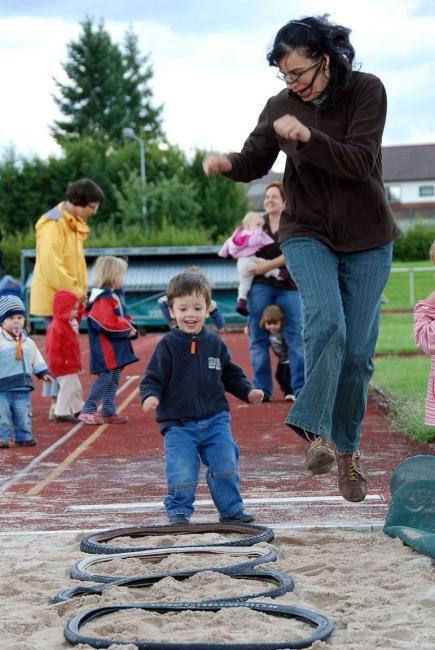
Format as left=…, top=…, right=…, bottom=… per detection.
left=169, top=292, right=209, bottom=334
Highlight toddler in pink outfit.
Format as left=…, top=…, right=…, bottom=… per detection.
left=219, top=212, right=282, bottom=315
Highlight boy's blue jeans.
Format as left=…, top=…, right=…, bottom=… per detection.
left=282, top=237, right=392, bottom=453
left=0, top=390, right=33, bottom=443
left=163, top=411, right=244, bottom=519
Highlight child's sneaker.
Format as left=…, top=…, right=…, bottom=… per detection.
left=53, top=414, right=79, bottom=423
left=103, top=413, right=129, bottom=424
left=0, top=439, right=10, bottom=448
left=219, top=510, right=255, bottom=523
left=48, top=403, right=56, bottom=422
left=285, top=394, right=296, bottom=401
left=15, top=439, right=37, bottom=447
left=236, top=298, right=249, bottom=316
left=78, top=412, right=104, bottom=425
left=169, top=515, right=190, bottom=525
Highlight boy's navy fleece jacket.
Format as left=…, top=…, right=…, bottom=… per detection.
left=140, top=327, right=253, bottom=432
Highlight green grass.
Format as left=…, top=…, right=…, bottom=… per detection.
left=383, top=261, right=434, bottom=310
left=371, top=270, right=435, bottom=443
left=372, top=355, right=434, bottom=443
left=376, top=313, right=416, bottom=354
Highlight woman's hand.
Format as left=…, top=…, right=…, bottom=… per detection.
left=255, top=255, right=285, bottom=275
left=202, top=154, right=232, bottom=175
left=273, top=115, right=311, bottom=143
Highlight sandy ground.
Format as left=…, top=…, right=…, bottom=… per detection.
left=0, top=527, right=434, bottom=649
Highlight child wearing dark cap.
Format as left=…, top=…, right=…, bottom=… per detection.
left=0, top=295, right=52, bottom=448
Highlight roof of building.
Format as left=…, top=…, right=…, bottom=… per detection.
left=22, top=246, right=239, bottom=292
left=382, top=144, right=435, bottom=182
left=245, top=144, right=435, bottom=204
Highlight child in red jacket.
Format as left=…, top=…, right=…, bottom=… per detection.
left=78, top=256, right=138, bottom=425
left=46, top=291, right=83, bottom=423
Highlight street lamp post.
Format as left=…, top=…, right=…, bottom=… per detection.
left=122, top=127, right=147, bottom=228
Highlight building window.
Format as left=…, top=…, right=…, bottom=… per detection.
left=419, top=185, right=434, bottom=197
left=385, top=185, right=402, bottom=202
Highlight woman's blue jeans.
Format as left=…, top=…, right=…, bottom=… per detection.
left=247, top=283, right=305, bottom=398
left=282, top=237, right=392, bottom=453
left=163, top=411, right=243, bottom=519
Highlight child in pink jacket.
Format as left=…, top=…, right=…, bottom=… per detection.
left=219, top=212, right=282, bottom=315
left=413, top=242, right=435, bottom=426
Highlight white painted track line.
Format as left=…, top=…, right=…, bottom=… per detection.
left=0, top=375, right=140, bottom=494
left=0, top=521, right=386, bottom=537
left=66, top=494, right=384, bottom=513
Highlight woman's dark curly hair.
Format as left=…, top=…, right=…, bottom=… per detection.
left=267, top=15, right=355, bottom=109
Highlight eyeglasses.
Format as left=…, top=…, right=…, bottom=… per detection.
left=86, top=203, right=99, bottom=212
left=276, top=59, right=323, bottom=84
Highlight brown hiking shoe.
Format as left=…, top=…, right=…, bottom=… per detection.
left=336, top=450, right=367, bottom=502
left=304, top=435, right=335, bottom=475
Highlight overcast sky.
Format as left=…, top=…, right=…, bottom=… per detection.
left=1, top=0, right=435, bottom=170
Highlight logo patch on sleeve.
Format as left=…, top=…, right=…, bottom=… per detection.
left=208, top=357, right=222, bottom=370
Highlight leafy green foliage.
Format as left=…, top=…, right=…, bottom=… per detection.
left=1, top=228, right=35, bottom=277
left=393, top=222, right=435, bottom=261
left=187, top=150, right=248, bottom=239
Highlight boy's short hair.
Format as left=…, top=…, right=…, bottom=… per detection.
left=92, top=256, right=128, bottom=289
left=167, top=272, right=211, bottom=308
left=260, top=304, right=285, bottom=329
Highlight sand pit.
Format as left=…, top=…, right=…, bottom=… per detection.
left=0, top=527, right=434, bottom=649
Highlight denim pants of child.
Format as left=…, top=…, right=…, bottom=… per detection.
left=282, top=237, right=392, bottom=453
left=247, top=282, right=305, bottom=398
left=0, top=390, right=32, bottom=443
left=163, top=411, right=244, bottom=519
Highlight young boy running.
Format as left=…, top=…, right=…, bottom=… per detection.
left=141, top=271, right=263, bottom=525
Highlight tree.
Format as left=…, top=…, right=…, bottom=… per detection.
left=122, top=28, right=162, bottom=140
left=51, top=18, right=162, bottom=145
left=188, top=150, right=248, bottom=240
left=113, top=170, right=201, bottom=231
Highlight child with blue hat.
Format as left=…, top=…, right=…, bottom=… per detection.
left=0, top=295, right=52, bottom=448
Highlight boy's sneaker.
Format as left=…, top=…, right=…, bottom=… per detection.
left=169, top=515, right=190, bottom=525
left=0, top=440, right=10, bottom=448
left=219, top=510, right=256, bottom=524
left=236, top=298, right=249, bottom=316
left=78, top=412, right=104, bottom=425
left=15, top=439, right=37, bottom=447
left=103, top=413, right=129, bottom=424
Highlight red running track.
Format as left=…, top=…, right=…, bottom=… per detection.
left=0, top=332, right=433, bottom=532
